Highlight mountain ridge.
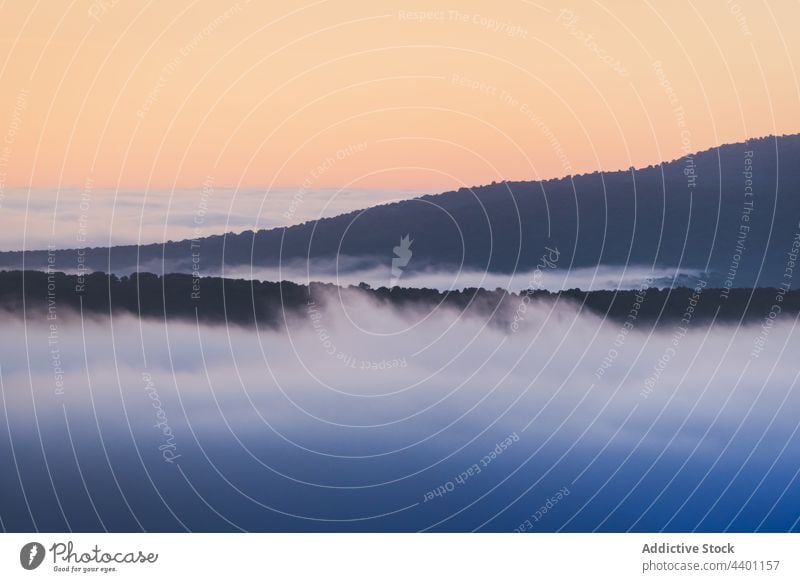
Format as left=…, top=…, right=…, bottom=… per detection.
left=1, top=133, right=798, bottom=289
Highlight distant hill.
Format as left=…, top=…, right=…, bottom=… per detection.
left=1, top=134, right=799, bottom=288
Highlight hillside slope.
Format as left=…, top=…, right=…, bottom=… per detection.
left=1, top=134, right=798, bottom=288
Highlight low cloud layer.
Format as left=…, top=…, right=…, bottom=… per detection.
left=0, top=186, right=423, bottom=251
left=1, top=296, right=798, bottom=532
left=213, top=262, right=704, bottom=292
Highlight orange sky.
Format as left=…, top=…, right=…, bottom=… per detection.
left=0, top=0, right=798, bottom=192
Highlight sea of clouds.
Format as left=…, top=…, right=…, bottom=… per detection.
left=1, top=294, right=798, bottom=532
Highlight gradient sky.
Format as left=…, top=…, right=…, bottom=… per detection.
left=0, top=0, right=798, bottom=193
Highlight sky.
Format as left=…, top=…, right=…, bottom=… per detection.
left=0, top=1, right=798, bottom=196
